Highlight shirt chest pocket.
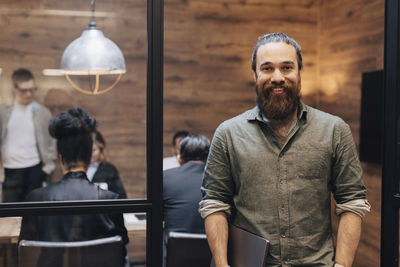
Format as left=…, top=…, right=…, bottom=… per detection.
left=292, top=146, right=330, bottom=180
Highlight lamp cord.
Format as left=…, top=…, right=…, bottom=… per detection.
left=91, top=0, right=96, bottom=17
left=89, top=0, right=97, bottom=28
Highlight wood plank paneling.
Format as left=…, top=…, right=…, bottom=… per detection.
left=318, top=0, right=384, bottom=266
left=164, top=0, right=319, bottom=146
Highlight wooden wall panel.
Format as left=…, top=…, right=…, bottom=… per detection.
left=318, top=0, right=385, bottom=266
left=164, top=0, right=319, bottom=149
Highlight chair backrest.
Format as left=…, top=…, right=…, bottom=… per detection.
left=18, top=235, right=124, bottom=267
left=166, top=232, right=212, bottom=267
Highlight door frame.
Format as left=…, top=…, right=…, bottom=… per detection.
left=381, top=0, right=400, bottom=266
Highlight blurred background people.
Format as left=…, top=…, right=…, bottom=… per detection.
left=0, top=68, right=56, bottom=202
left=19, top=107, right=128, bottom=267
left=87, top=130, right=127, bottom=198
left=162, top=134, right=210, bottom=266
left=163, top=130, right=189, bottom=171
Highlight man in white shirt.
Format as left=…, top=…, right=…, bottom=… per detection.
left=0, top=68, right=56, bottom=202
left=163, top=130, right=189, bottom=171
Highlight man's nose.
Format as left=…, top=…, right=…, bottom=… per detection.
left=271, top=69, right=284, bottom=84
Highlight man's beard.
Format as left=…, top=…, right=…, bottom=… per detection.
left=256, top=80, right=301, bottom=121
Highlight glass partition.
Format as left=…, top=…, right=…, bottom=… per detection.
left=0, top=0, right=163, bottom=266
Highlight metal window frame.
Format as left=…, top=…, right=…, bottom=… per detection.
left=381, top=0, right=400, bottom=266
left=0, top=0, right=164, bottom=266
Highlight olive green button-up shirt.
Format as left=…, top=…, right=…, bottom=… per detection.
left=200, top=102, right=368, bottom=266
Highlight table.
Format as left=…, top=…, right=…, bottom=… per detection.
left=0, top=217, right=21, bottom=267
left=0, top=217, right=21, bottom=245
left=124, top=214, right=147, bottom=265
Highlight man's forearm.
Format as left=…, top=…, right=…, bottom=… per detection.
left=335, top=211, right=362, bottom=267
left=205, top=211, right=229, bottom=267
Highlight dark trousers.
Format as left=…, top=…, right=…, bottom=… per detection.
left=2, top=163, right=46, bottom=202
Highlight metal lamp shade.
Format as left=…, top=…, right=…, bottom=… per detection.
left=58, top=27, right=126, bottom=95
left=61, top=28, right=126, bottom=74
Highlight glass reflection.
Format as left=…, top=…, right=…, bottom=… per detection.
left=0, top=0, right=148, bottom=202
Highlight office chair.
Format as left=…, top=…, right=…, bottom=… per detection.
left=18, top=235, right=124, bottom=267
left=166, top=232, right=212, bottom=267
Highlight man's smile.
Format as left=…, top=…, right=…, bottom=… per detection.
left=271, top=87, right=285, bottom=95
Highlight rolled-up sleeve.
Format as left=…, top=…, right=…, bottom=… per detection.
left=331, top=120, right=370, bottom=217
left=199, top=123, right=235, bottom=218
left=335, top=198, right=371, bottom=218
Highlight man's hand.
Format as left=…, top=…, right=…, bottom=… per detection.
left=205, top=212, right=229, bottom=267
left=335, top=211, right=362, bottom=267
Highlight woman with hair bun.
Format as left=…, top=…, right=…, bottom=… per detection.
left=19, top=107, right=129, bottom=267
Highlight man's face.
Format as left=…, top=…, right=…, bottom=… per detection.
left=13, top=79, right=36, bottom=105
left=254, top=42, right=301, bottom=120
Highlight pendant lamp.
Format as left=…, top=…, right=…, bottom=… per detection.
left=43, top=0, right=126, bottom=95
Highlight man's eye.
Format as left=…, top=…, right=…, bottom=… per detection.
left=262, top=67, right=272, bottom=71
left=282, top=66, right=293, bottom=70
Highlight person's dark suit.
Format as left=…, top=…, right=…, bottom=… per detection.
left=163, top=161, right=206, bottom=234
left=19, top=171, right=128, bottom=267
left=92, top=163, right=127, bottom=199
left=162, top=161, right=206, bottom=266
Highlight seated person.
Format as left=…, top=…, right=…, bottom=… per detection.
left=19, top=107, right=129, bottom=267
left=87, top=130, right=127, bottom=198
left=163, top=130, right=189, bottom=170
left=162, top=134, right=210, bottom=265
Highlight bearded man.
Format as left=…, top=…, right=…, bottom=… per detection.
left=199, top=33, right=370, bottom=267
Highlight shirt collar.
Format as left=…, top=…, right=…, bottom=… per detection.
left=13, top=100, right=39, bottom=111
left=64, top=171, right=88, bottom=180
left=89, top=162, right=100, bottom=169
left=246, top=100, right=308, bottom=123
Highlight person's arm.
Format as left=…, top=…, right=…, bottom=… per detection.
left=37, top=106, right=57, bottom=175
left=19, top=194, right=39, bottom=242
left=334, top=212, right=362, bottom=267
left=107, top=164, right=127, bottom=199
left=205, top=212, right=229, bottom=267
left=331, top=121, right=369, bottom=266
left=200, top=123, right=234, bottom=267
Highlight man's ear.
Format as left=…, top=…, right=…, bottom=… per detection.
left=252, top=71, right=257, bottom=82
left=177, top=154, right=184, bottom=166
